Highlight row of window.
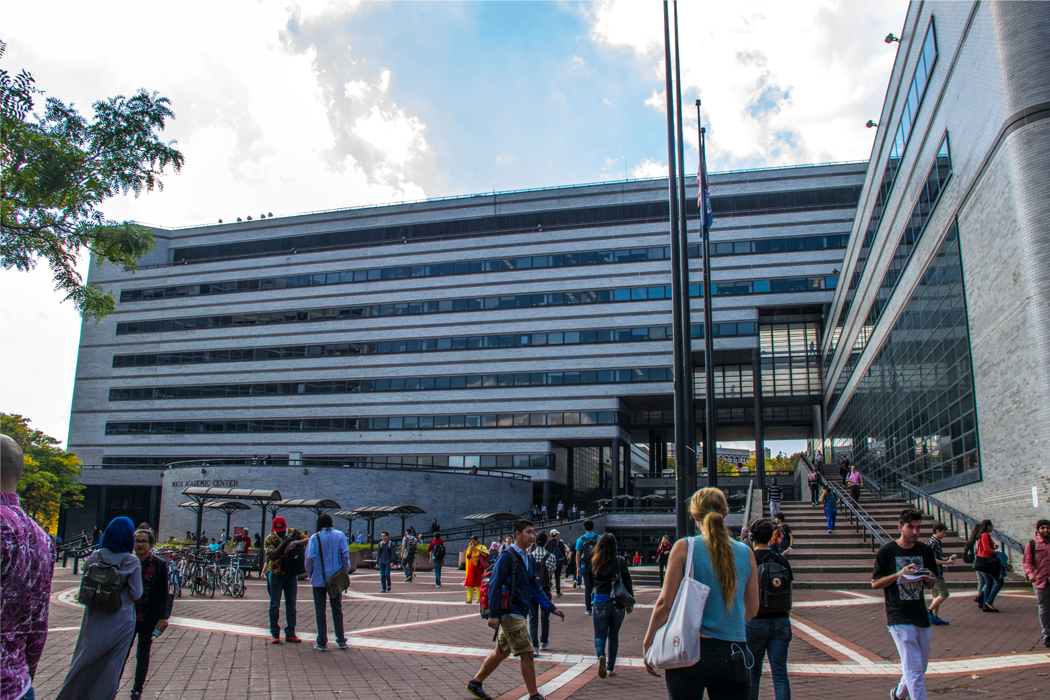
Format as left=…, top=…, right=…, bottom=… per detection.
left=124, top=233, right=850, bottom=303
left=171, top=188, right=861, bottom=264
left=100, top=453, right=554, bottom=469
left=828, top=137, right=951, bottom=411
left=115, top=276, right=836, bottom=336
left=631, top=405, right=814, bottom=426
left=105, top=410, right=629, bottom=435
left=108, top=366, right=673, bottom=401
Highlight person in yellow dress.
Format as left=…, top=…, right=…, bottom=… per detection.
left=464, top=537, right=490, bottom=603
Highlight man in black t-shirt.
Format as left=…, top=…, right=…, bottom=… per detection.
left=773, top=513, right=793, bottom=557
left=746, top=519, right=793, bottom=699
left=872, top=509, right=937, bottom=700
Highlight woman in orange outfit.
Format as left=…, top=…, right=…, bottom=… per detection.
left=463, top=536, right=489, bottom=603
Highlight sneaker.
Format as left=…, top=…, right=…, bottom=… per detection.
left=436, top=584, right=441, bottom=587
left=556, top=591, right=562, bottom=598
left=466, top=679, right=493, bottom=700
left=314, top=643, right=327, bottom=651
left=337, top=641, right=348, bottom=650
left=585, top=609, right=592, bottom=616
left=539, top=642, right=549, bottom=650
left=285, top=635, right=303, bottom=643
left=607, top=669, right=616, bottom=677
left=271, top=635, right=281, bottom=644
left=1043, top=636, right=1050, bottom=648
left=573, top=581, right=578, bottom=588
left=598, top=655, right=607, bottom=678
left=131, top=692, right=142, bottom=700
left=528, top=695, right=546, bottom=700
left=890, top=689, right=903, bottom=700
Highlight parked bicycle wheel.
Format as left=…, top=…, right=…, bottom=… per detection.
left=232, top=569, right=246, bottom=598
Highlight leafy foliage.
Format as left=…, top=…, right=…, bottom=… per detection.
left=1, top=413, right=84, bottom=528
left=0, top=40, right=184, bottom=322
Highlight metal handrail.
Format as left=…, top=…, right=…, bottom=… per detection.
left=740, top=479, right=756, bottom=540
left=798, top=454, right=889, bottom=551
left=900, top=481, right=1024, bottom=562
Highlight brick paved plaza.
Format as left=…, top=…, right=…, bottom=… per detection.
left=35, top=560, right=1049, bottom=699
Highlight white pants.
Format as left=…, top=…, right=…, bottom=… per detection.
left=769, top=500, right=781, bottom=519
left=889, top=624, right=931, bottom=700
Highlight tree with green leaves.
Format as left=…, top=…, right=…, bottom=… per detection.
left=0, top=40, right=184, bottom=322
left=1, top=413, right=84, bottom=528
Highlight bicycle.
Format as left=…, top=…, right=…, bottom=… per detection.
left=220, top=555, right=246, bottom=598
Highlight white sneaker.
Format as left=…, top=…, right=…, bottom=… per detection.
left=539, top=642, right=549, bottom=650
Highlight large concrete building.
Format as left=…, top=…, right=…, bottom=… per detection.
left=821, top=1, right=1050, bottom=542
left=65, top=162, right=862, bottom=540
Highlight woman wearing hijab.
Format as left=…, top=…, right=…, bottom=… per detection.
left=56, top=517, right=143, bottom=700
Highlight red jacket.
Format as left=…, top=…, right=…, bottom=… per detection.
left=1023, top=536, right=1050, bottom=588
left=976, top=532, right=996, bottom=559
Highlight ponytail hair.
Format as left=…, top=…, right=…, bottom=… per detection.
left=690, top=487, right=736, bottom=608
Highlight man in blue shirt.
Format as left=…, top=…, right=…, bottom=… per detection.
left=574, top=520, right=600, bottom=614
left=467, top=520, right=564, bottom=700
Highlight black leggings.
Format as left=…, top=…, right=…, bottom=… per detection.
left=126, top=620, right=155, bottom=693
left=665, top=637, right=751, bottom=700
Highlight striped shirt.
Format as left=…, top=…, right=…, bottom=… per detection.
left=767, top=485, right=783, bottom=502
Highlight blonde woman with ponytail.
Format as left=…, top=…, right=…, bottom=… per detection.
left=642, top=488, right=759, bottom=699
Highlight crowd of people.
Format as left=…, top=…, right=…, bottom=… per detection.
left=4, top=426, right=1050, bottom=700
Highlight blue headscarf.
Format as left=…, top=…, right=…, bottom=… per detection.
left=100, top=516, right=135, bottom=553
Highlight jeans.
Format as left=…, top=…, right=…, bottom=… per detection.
left=125, top=620, right=156, bottom=693
left=378, top=561, right=392, bottom=591
left=809, top=484, right=820, bottom=504
left=582, top=569, right=594, bottom=612
left=769, top=501, right=781, bottom=519
left=591, top=600, right=625, bottom=669
left=530, top=597, right=551, bottom=647
left=554, top=563, right=563, bottom=594
left=746, top=618, right=792, bottom=700
left=312, top=587, right=345, bottom=647
left=403, top=555, right=415, bottom=580
left=268, top=571, right=299, bottom=637
left=434, top=558, right=443, bottom=586
left=1035, top=584, right=1050, bottom=638
left=659, top=556, right=668, bottom=585
left=24, top=689, right=34, bottom=700
left=978, top=571, right=1003, bottom=606
left=665, top=637, right=751, bottom=700
left=825, top=507, right=837, bottom=531
left=888, top=624, right=931, bottom=700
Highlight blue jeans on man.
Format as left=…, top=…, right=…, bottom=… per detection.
left=379, top=562, right=392, bottom=591
left=745, top=617, right=792, bottom=700
left=268, top=571, right=299, bottom=638
left=434, top=558, right=444, bottom=586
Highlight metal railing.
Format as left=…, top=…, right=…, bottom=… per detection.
left=901, top=481, right=1024, bottom=563
left=740, top=479, right=756, bottom=539
left=799, top=454, right=890, bottom=551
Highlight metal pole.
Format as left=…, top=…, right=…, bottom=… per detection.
left=698, top=121, right=718, bottom=487
left=663, top=0, right=689, bottom=541
left=672, top=1, right=697, bottom=498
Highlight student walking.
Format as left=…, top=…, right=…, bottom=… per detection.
left=820, top=487, right=839, bottom=534
left=808, top=471, right=820, bottom=505
left=872, top=509, right=937, bottom=700
left=546, top=529, right=568, bottom=597
left=304, top=514, right=351, bottom=650
left=1, top=435, right=56, bottom=700
left=839, top=458, right=850, bottom=487
left=926, top=523, right=956, bottom=625
left=1023, top=519, right=1050, bottom=647
left=773, top=514, right=793, bottom=557
left=643, top=488, right=759, bottom=698
left=745, top=519, right=793, bottom=700
left=574, top=520, right=600, bottom=615
left=466, top=520, right=564, bottom=700
left=464, top=536, right=489, bottom=603
left=265, top=516, right=308, bottom=643
left=968, top=520, right=1003, bottom=612
left=656, top=535, right=672, bottom=585
left=767, top=478, right=783, bottom=520
left=126, top=527, right=174, bottom=700
left=847, top=466, right=864, bottom=502
left=376, top=532, right=395, bottom=593
left=590, top=533, right=634, bottom=678
left=429, top=531, right=447, bottom=587
left=556, top=501, right=564, bottom=519
left=529, top=531, right=558, bottom=650
left=56, top=517, right=143, bottom=700
left=401, top=527, right=419, bottom=582
left=633, top=551, right=642, bottom=566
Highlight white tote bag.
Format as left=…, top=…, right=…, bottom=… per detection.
left=645, top=536, right=711, bottom=670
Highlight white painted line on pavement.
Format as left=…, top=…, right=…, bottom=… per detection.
left=517, top=660, right=593, bottom=700
left=788, top=618, right=880, bottom=666
left=354, top=613, right=478, bottom=635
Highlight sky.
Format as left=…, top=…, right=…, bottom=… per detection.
left=0, top=0, right=907, bottom=452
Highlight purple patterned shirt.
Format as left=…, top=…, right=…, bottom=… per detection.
left=1, top=493, right=55, bottom=700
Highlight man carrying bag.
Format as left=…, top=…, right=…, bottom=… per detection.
left=305, top=514, right=351, bottom=650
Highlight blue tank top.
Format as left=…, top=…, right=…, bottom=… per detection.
left=690, top=534, right=752, bottom=642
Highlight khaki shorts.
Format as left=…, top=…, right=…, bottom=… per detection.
left=931, top=576, right=950, bottom=599
left=496, top=615, right=534, bottom=657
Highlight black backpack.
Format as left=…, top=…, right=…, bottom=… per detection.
left=536, top=551, right=553, bottom=592
left=282, top=529, right=306, bottom=576
left=549, top=540, right=567, bottom=564
left=580, top=536, right=598, bottom=567
left=757, top=554, right=792, bottom=614
left=432, top=541, right=446, bottom=561
left=78, top=556, right=128, bottom=612
left=962, top=541, right=976, bottom=565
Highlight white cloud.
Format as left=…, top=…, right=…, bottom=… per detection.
left=631, top=158, right=666, bottom=179
left=588, top=0, right=908, bottom=170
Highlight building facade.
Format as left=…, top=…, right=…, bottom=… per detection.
left=821, top=1, right=1050, bottom=542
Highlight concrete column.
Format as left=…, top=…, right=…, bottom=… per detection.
left=753, top=348, right=766, bottom=491
left=148, top=486, right=160, bottom=531
left=566, top=448, right=575, bottom=508
left=624, top=442, right=633, bottom=496
left=610, top=437, right=621, bottom=500
left=649, top=431, right=658, bottom=476
left=542, top=480, right=551, bottom=515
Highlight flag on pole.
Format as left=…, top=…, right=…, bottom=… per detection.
left=698, top=128, right=714, bottom=231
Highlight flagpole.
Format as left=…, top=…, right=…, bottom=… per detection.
left=672, top=1, right=697, bottom=502
left=662, top=0, right=689, bottom=540
left=697, top=105, right=718, bottom=487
